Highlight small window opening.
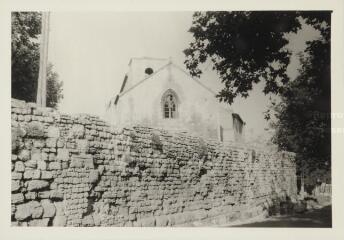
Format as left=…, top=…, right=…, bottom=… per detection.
left=145, top=67, right=154, bottom=75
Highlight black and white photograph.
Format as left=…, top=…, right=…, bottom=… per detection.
left=1, top=0, right=344, bottom=239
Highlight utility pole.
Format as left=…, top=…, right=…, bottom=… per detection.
left=36, top=12, right=50, bottom=107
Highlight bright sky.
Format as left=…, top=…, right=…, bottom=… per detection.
left=48, top=12, right=319, bottom=138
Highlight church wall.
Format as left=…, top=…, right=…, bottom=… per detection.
left=11, top=99, right=297, bottom=226
left=112, top=64, right=234, bottom=141
left=126, top=58, right=170, bottom=91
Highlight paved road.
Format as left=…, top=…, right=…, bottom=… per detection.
left=231, top=205, right=332, bottom=228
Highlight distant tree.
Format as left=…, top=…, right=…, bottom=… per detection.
left=184, top=11, right=331, bottom=182
left=11, top=12, right=63, bottom=108
left=46, top=63, right=63, bottom=109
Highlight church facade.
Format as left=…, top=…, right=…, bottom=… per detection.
left=105, top=57, right=245, bottom=143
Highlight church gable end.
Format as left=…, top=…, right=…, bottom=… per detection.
left=106, top=57, right=245, bottom=143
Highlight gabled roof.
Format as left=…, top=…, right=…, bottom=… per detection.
left=116, top=59, right=217, bottom=101
left=128, top=57, right=169, bottom=66
left=109, top=58, right=239, bottom=119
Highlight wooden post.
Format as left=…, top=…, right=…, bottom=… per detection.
left=36, top=12, right=50, bottom=107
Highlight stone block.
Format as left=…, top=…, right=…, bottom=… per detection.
left=46, top=138, right=57, bottom=148
left=12, top=172, right=22, bottom=180
left=28, top=218, right=50, bottom=226
left=12, top=98, right=26, bottom=108
left=129, top=213, right=137, bottom=221
left=54, top=202, right=65, bottom=216
left=24, top=115, right=31, bottom=122
left=98, top=165, right=105, bottom=174
left=57, top=149, right=69, bottom=161
left=11, top=154, right=18, bottom=161
left=49, top=162, right=61, bottom=170
left=33, top=140, right=45, bottom=148
left=70, top=157, right=83, bottom=168
left=18, top=149, right=30, bottom=161
left=32, top=204, right=44, bottom=219
left=168, top=214, right=176, bottom=226
left=24, top=169, right=41, bottom=179
left=11, top=204, right=16, bottom=217
left=31, top=152, right=42, bottom=162
left=50, top=182, right=58, bottom=189
left=15, top=201, right=42, bottom=220
left=50, top=190, right=64, bottom=200
left=61, top=162, right=69, bottom=169
left=53, top=216, right=67, bottom=226
left=38, top=191, right=51, bottom=199
left=47, top=126, right=60, bottom=138
left=140, top=217, right=156, bottom=227
left=82, top=215, right=95, bottom=226
left=37, top=160, right=47, bottom=170
left=118, top=206, right=129, bottom=217
left=27, top=180, right=49, bottom=191
left=11, top=180, right=21, bottom=192
left=11, top=221, right=19, bottom=227
left=25, top=159, right=37, bottom=169
left=132, top=220, right=142, bottom=227
left=70, top=124, right=85, bottom=138
left=194, top=210, right=207, bottom=220
left=93, top=214, right=101, bottom=226
left=41, top=199, right=56, bottom=218
left=25, top=121, right=45, bottom=137
left=76, top=139, right=88, bottom=148
left=124, top=221, right=133, bottom=227
left=70, top=155, right=94, bottom=169
left=25, top=192, right=37, bottom=200
left=14, top=161, right=25, bottom=172
left=12, top=193, right=24, bottom=204
left=155, top=215, right=169, bottom=226
left=41, top=171, right=53, bottom=179
left=89, top=170, right=99, bottom=183
left=41, top=152, right=49, bottom=161
left=83, top=156, right=94, bottom=169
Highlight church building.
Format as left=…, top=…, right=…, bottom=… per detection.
left=105, top=57, right=245, bottom=143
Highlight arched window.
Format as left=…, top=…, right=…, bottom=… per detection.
left=162, top=90, right=178, bottom=119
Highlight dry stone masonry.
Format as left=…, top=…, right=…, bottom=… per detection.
left=11, top=99, right=297, bottom=227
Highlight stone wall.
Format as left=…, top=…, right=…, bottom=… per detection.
left=11, top=99, right=297, bottom=227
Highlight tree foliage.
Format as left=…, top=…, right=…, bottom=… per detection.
left=11, top=12, right=63, bottom=109
left=185, top=11, right=331, bottom=177
left=270, top=15, right=331, bottom=175
left=47, top=63, right=64, bottom=109
left=184, top=11, right=301, bottom=104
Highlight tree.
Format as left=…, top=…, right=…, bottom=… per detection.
left=269, top=20, right=331, bottom=183
left=184, top=11, right=301, bottom=104
left=184, top=11, right=331, bottom=180
left=47, top=63, right=64, bottom=109
left=11, top=12, right=63, bottom=109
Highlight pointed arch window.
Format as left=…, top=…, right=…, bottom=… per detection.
left=162, top=90, right=178, bottom=119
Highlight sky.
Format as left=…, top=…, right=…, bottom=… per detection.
left=47, top=12, right=319, bottom=138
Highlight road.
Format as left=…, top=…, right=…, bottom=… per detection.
left=230, top=205, right=332, bottom=228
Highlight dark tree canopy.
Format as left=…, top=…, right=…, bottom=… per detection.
left=11, top=12, right=63, bottom=109
left=184, top=11, right=302, bottom=104
left=185, top=11, right=331, bottom=179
